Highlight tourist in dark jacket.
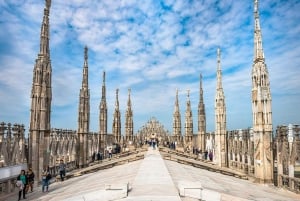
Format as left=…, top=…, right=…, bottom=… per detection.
left=26, top=168, right=35, bottom=192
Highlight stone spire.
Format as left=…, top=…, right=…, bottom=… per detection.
left=77, top=46, right=90, bottom=168
left=254, top=0, right=264, bottom=61
left=184, top=90, right=193, bottom=146
left=252, top=0, right=273, bottom=183
left=214, top=48, right=227, bottom=167
left=198, top=74, right=206, bottom=152
left=39, top=0, right=51, bottom=56
left=82, top=46, right=88, bottom=88
left=173, top=89, right=181, bottom=142
left=99, top=71, right=107, bottom=152
left=113, top=89, right=121, bottom=143
left=125, top=89, right=134, bottom=142
left=29, top=0, right=52, bottom=183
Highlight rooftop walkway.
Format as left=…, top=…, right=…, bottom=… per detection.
left=4, top=147, right=300, bottom=201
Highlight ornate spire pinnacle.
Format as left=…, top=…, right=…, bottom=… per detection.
left=84, top=46, right=88, bottom=65
left=251, top=0, right=273, bottom=183
left=186, top=89, right=191, bottom=113
left=39, top=0, right=51, bottom=56
left=127, top=88, right=131, bottom=107
left=173, top=88, right=181, bottom=138
left=216, top=48, right=223, bottom=90
left=82, top=46, right=88, bottom=88
left=99, top=71, right=107, bottom=150
left=125, top=88, right=133, bottom=141
left=115, top=88, right=119, bottom=109
left=101, top=71, right=106, bottom=100
left=254, top=0, right=265, bottom=61
left=215, top=47, right=226, bottom=167
left=200, top=74, right=203, bottom=103
left=46, top=0, right=51, bottom=9
left=102, top=71, right=106, bottom=85
left=113, top=88, right=121, bottom=143
left=198, top=73, right=206, bottom=151
left=78, top=45, right=90, bottom=168
left=29, top=0, right=53, bottom=183
left=185, top=89, right=193, bottom=141
left=175, top=88, right=179, bottom=110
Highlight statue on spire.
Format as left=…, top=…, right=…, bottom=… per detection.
left=46, top=0, right=51, bottom=9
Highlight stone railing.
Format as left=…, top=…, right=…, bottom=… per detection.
left=278, top=174, right=300, bottom=194
left=160, top=148, right=248, bottom=180
left=53, top=149, right=146, bottom=182
left=229, top=161, right=255, bottom=176
left=0, top=164, right=28, bottom=196
left=0, top=148, right=147, bottom=200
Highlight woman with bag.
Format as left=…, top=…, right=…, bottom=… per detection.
left=41, top=166, right=50, bottom=192
left=16, top=169, right=27, bottom=200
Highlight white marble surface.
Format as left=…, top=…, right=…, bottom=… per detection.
left=4, top=147, right=300, bottom=201
left=166, top=159, right=300, bottom=201
left=122, top=148, right=182, bottom=200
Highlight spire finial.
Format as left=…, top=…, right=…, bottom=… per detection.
left=200, top=73, right=203, bottom=102
left=103, top=71, right=105, bottom=84
left=200, top=73, right=203, bottom=88
left=217, top=48, right=221, bottom=69
left=39, top=0, right=51, bottom=55
left=175, top=88, right=179, bottom=108
left=115, top=88, right=119, bottom=108
left=216, top=48, right=223, bottom=90
left=253, top=0, right=264, bottom=61
left=127, top=88, right=131, bottom=107
left=84, top=46, right=88, bottom=61
left=81, top=46, right=88, bottom=88
left=46, top=0, right=51, bottom=9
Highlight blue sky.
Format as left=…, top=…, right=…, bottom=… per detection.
left=0, top=0, right=300, bottom=135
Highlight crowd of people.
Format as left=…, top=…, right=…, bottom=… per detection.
left=16, top=160, right=66, bottom=200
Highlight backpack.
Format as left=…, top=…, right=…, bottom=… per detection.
left=46, top=173, right=52, bottom=180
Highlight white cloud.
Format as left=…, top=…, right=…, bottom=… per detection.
left=0, top=0, right=299, bottom=134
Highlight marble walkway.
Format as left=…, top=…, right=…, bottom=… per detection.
left=4, top=147, right=300, bottom=201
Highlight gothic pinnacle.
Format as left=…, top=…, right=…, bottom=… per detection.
left=127, top=88, right=131, bottom=107
left=216, top=48, right=223, bottom=90
left=115, top=88, right=119, bottom=109
left=103, top=71, right=106, bottom=85
left=200, top=73, right=203, bottom=103
left=82, top=46, right=89, bottom=88
left=40, top=0, right=51, bottom=56
left=254, top=0, right=265, bottom=61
